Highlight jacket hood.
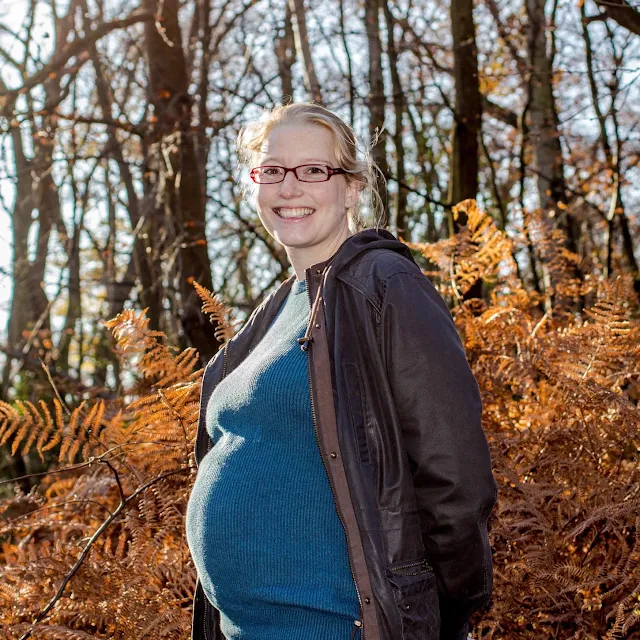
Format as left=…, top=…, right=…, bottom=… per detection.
left=328, top=228, right=418, bottom=275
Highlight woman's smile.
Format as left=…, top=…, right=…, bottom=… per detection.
left=272, top=206, right=316, bottom=220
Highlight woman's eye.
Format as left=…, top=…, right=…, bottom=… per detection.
left=305, top=165, right=326, bottom=174
left=263, top=167, right=281, bottom=175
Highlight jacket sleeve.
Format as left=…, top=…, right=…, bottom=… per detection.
left=380, top=270, right=497, bottom=639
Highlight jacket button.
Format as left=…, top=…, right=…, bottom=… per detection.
left=330, top=452, right=337, bottom=458
left=354, top=620, right=362, bottom=627
left=404, top=603, right=411, bottom=610
left=365, top=597, right=371, bottom=604
left=316, top=269, right=322, bottom=274
left=315, top=323, right=320, bottom=329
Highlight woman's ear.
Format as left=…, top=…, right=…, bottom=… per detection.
left=344, top=180, right=361, bottom=211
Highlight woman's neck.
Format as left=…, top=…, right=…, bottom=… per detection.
left=286, top=229, right=353, bottom=281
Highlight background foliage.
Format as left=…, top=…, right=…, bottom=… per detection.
left=0, top=0, right=639, bottom=638
left=1, top=202, right=639, bottom=638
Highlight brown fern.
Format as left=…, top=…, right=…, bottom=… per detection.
left=193, top=280, right=238, bottom=344
left=2, top=207, right=640, bottom=639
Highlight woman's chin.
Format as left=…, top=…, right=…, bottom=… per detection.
left=273, top=219, right=318, bottom=245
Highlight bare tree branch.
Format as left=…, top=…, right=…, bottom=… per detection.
left=594, top=0, right=640, bottom=36
left=0, top=10, right=154, bottom=114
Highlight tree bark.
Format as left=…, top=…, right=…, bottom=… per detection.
left=383, top=2, right=408, bottom=239
left=449, top=0, right=482, bottom=229
left=525, top=0, right=578, bottom=254
left=364, top=0, right=388, bottom=225
left=142, top=0, right=219, bottom=363
left=287, top=0, right=322, bottom=103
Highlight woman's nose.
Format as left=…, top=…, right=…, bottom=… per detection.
left=278, top=170, right=302, bottom=197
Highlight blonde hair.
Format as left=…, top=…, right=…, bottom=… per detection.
left=236, top=103, right=385, bottom=231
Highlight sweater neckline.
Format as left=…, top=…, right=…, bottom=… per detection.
left=291, top=279, right=307, bottom=295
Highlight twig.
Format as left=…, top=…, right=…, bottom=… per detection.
left=40, top=361, right=71, bottom=416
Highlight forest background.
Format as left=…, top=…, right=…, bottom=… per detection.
left=0, top=0, right=639, bottom=638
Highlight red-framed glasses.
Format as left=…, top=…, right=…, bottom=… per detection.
left=249, top=164, right=348, bottom=184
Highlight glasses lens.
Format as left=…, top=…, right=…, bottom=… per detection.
left=298, top=165, right=329, bottom=182
left=253, top=167, right=285, bottom=183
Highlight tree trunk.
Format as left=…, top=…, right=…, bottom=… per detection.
left=526, top=0, right=579, bottom=255
left=406, top=106, right=439, bottom=243
left=449, top=0, right=481, bottom=226
left=449, top=0, right=483, bottom=299
left=364, top=0, right=388, bottom=226
left=0, top=115, right=34, bottom=399
left=383, top=2, right=408, bottom=239
left=339, top=0, right=355, bottom=125
left=275, top=2, right=296, bottom=101
left=56, top=221, right=81, bottom=375
left=287, top=0, right=322, bottom=103
left=142, top=0, right=219, bottom=363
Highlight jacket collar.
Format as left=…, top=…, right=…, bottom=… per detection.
left=279, top=228, right=413, bottom=351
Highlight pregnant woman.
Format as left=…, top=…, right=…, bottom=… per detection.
left=186, top=102, right=497, bottom=640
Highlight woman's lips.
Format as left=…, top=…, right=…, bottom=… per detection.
left=273, top=207, right=315, bottom=220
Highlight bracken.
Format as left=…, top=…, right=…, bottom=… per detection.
left=0, top=201, right=638, bottom=639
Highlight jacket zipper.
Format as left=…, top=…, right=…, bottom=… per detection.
left=303, top=268, right=364, bottom=638
left=389, top=558, right=433, bottom=576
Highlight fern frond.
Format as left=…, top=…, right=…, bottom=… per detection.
left=35, top=400, right=58, bottom=461
left=103, top=308, right=165, bottom=355
left=407, top=199, right=519, bottom=297
left=12, top=400, right=36, bottom=457
left=59, top=401, right=85, bottom=464
left=42, top=399, right=65, bottom=454
left=193, top=280, right=238, bottom=343
left=0, top=400, right=66, bottom=460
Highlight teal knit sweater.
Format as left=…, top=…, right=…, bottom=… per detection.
left=186, top=279, right=360, bottom=639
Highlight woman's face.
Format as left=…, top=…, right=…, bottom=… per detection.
left=254, top=123, right=358, bottom=260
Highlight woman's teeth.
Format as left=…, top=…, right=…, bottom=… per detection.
left=274, top=207, right=314, bottom=219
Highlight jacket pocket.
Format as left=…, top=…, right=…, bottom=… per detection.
left=387, top=559, right=440, bottom=640
left=343, top=362, right=371, bottom=464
